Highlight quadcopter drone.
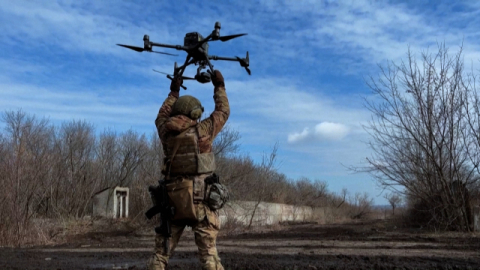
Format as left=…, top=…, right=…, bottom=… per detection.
left=117, top=21, right=250, bottom=90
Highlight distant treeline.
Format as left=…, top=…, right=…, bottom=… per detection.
left=0, top=110, right=372, bottom=246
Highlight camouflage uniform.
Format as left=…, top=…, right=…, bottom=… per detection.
left=148, top=77, right=229, bottom=270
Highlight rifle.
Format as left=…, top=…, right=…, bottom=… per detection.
left=146, top=179, right=175, bottom=253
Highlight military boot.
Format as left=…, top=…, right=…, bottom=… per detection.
left=147, top=254, right=168, bottom=270
left=201, top=255, right=224, bottom=270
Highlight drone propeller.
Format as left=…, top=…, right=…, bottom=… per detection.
left=151, top=51, right=178, bottom=56
left=218, top=33, right=247, bottom=42
left=236, top=51, right=251, bottom=75
left=117, top=44, right=144, bottom=52
left=117, top=44, right=178, bottom=56
left=152, top=69, right=195, bottom=80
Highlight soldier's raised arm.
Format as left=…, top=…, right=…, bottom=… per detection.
left=155, top=76, right=183, bottom=140
left=197, top=70, right=230, bottom=141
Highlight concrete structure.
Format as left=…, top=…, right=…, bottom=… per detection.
left=92, top=187, right=129, bottom=219
left=218, top=201, right=331, bottom=226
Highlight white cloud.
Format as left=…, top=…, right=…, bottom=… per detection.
left=227, top=78, right=370, bottom=125
left=314, top=122, right=349, bottom=140
left=288, top=128, right=310, bottom=143
left=287, top=122, right=350, bottom=144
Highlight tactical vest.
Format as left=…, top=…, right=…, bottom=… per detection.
left=164, top=127, right=216, bottom=176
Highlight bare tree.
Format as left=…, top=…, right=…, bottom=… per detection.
left=0, top=110, right=55, bottom=244
left=55, top=120, right=96, bottom=218
left=335, top=188, right=348, bottom=208
left=347, top=192, right=374, bottom=219
left=294, top=178, right=328, bottom=208
left=96, top=129, right=119, bottom=188
left=384, top=193, right=402, bottom=215
left=116, top=130, right=148, bottom=186
left=247, top=143, right=278, bottom=229
left=362, top=44, right=478, bottom=230
left=129, top=132, right=164, bottom=218
left=212, top=124, right=241, bottom=158
left=216, top=155, right=256, bottom=200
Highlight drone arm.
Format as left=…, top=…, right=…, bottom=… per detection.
left=150, top=42, right=187, bottom=51
left=208, top=55, right=239, bottom=62
left=209, top=53, right=251, bottom=75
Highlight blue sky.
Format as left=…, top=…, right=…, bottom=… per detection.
left=2, top=0, right=480, bottom=205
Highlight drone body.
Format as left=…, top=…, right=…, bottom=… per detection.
left=117, top=22, right=250, bottom=89
left=184, top=32, right=209, bottom=57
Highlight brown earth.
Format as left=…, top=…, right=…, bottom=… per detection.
left=0, top=219, right=479, bottom=270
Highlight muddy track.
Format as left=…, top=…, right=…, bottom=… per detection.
left=1, top=221, right=479, bottom=270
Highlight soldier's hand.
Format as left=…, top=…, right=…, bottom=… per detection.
left=170, top=76, right=183, bottom=92
left=211, top=70, right=225, bottom=88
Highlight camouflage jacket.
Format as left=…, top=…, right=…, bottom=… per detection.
left=155, top=85, right=230, bottom=155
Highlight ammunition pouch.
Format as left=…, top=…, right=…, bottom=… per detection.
left=166, top=180, right=197, bottom=222
left=165, top=173, right=228, bottom=222
left=197, top=152, right=216, bottom=174
left=193, top=175, right=207, bottom=203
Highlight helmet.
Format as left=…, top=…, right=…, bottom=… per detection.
left=171, top=95, right=204, bottom=120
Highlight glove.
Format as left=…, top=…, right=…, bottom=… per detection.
left=211, top=70, right=225, bottom=88
left=170, top=76, right=183, bottom=93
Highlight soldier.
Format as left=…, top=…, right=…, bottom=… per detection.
left=147, top=70, right=229, bottom=270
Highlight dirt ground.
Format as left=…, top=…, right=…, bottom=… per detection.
left=1, top=219, right=479, bottom=270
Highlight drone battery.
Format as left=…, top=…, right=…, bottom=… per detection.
left=184, top=32, right=202, bottom=46
left=184, top=32, right=209, bottom=54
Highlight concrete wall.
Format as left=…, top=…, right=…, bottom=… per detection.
left=216, top=201, right=479, bottom=229
left=218, top=201, right=331, bottom=226
left=92, top=188, right=113, bottom=217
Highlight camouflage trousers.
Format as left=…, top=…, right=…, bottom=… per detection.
left=147, top=203, right=223, bottom=270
